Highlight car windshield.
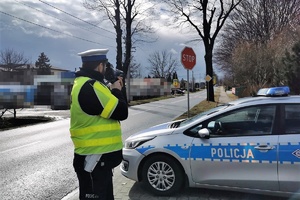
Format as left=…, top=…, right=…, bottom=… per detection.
left=178, top=104, right=229, bottom=127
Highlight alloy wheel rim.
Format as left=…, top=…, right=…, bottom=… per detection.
left=147, top=161, right=175, bottom=191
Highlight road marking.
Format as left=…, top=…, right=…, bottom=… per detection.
left=0, top=141, right=41, bottom=154
left=61, top=188, right=79, bottom=200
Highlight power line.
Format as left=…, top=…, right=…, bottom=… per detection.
left=0, top=10, right=115, bottom=48
left=14, top=0, right=115, bottom=40
left=37, top=0, right=115, bottom=35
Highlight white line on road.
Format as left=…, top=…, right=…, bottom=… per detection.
left=0, top=141, right=41, bottom=154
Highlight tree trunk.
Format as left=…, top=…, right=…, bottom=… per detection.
left=115, top=0, right=122, bottom=71
left=204, top=49, right=215, bottom=102
left=124, top=10, right=132, bottom=77
left=123, top=0, right=133, bottom=103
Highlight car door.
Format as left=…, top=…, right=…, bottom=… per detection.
left=278, top=104, right=300, bottom=193
left=188, top=104, right=279, bottom=191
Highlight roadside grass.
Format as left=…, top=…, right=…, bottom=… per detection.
left=174, top=89, right=221, bottom=120
left=0, top=116, right=53, bottom=130
left=175, top=88, right=238, bottom=120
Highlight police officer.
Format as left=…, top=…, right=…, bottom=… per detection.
left=70, top=49, right=128, bottom=199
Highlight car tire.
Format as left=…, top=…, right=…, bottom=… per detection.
left=141, top=155, right=184, bottom=196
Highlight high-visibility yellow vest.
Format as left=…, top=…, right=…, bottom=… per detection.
left=70, top=77, right=122, bottom=155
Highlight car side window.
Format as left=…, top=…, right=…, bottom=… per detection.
left=190, top=105, right=276, bottom=137
left=285, top=104, right=300, bottom=134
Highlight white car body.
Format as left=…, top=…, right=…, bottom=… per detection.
left=121, top=88, right=300, bottom=198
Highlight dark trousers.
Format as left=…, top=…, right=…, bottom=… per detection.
left=73, top=154, right=114, bottom=200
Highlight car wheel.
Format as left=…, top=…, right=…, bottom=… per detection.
left=141, top=155, right=184, bottom=196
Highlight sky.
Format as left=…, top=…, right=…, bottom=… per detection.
left=0, top=0, right=208, bottom=82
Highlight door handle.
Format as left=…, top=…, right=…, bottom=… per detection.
left=254, top=145, right=275, bottom=151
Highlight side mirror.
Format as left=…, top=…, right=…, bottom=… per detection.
left=198, top=128, right=210, bottom=139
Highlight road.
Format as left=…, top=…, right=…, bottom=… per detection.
left=0, top=91, right=207, bottom=200
left=121, top=91, right=206, bottom=139
left=0, top=119, right=76, bottom=199
left=0, top=90, right=292, bottom=200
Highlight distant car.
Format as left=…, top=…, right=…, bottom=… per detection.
left=199, top=82, right=206, bottom=89
left=171, top=89, right=185, bottom=95
left=121, top=86, right=300, bottom=198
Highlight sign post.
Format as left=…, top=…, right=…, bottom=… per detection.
left=205, top=75, right=212, bottom=101
left=181, top=47, right=196, bottom=118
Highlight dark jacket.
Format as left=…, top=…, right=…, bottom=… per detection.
left=75, top=67, right=128, bottom=120
left=74, top=67, right=128, bottom=168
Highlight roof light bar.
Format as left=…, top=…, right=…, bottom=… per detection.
left=257, top=86, right=290, bottom=97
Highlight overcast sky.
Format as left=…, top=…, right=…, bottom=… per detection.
left=0, top=0, right=208, bottom=82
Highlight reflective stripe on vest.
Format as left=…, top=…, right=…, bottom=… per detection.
left=93, top=81, right=117, bottom=118
left=71, top=123, right=121, bottom=136
left=70, top=76, right=122, bottom=155
left=73, top=136, right=122, bottom=147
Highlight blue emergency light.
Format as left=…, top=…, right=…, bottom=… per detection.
left=257, top=86, right=290, bottom=97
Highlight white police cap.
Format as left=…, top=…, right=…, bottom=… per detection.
left=78, top=49, right=109, bottom=62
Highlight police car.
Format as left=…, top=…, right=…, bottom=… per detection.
left=120, top=87, right=300, bottom=197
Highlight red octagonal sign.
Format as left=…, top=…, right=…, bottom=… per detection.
left=181, top=47, right=196, bottom=70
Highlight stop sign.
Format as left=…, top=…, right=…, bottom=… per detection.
left=181, top=47, right=196, bottom=70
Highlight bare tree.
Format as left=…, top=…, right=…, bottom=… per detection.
left=84, top=0, right=123, bottom=70
left=282, top=40, right=300, bottom=94
left=230, top=41, right=273, bottom=94
left=129, top=57, right=142, bottom=78
left=84, top=0, right=155, bottom=103
left=0, top=48, right=29, bottom=71
left=228, top=0, right=300, bottom=43
left=83, top=0, right=155, bottom=74
left=215, top=0, right=300, bottom=94
left=147, top=50, right=179, bottom=78
left=161, top=0, right=242, bottom=101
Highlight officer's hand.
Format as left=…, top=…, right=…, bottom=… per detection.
left=110, top=77, right=123, bottom=90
